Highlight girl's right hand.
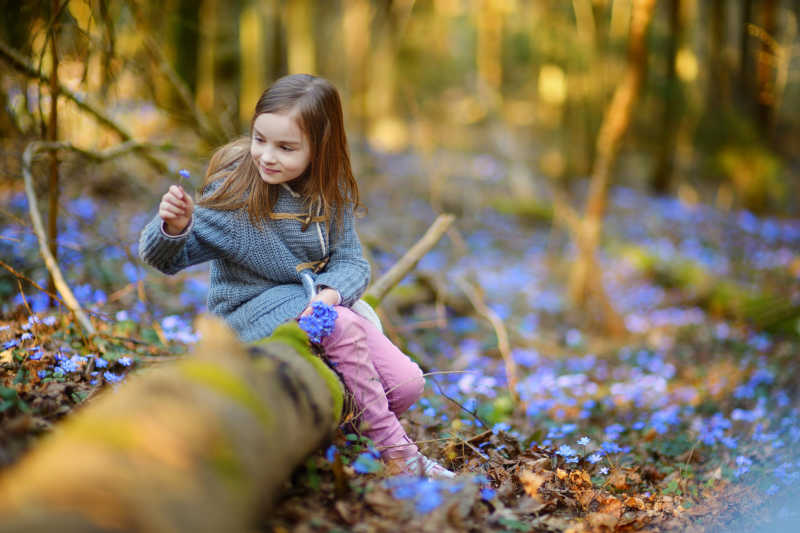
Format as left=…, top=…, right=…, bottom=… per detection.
left=159, top=185, right=194, bottom=235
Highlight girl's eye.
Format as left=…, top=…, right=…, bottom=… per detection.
left=254, top=137, right=264, bottom=143
left=281, top=145, right=295, bottom=151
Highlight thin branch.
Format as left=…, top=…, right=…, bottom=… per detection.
left=22, top=141, right=95, bottom=335
left=454, top=277, right=519, bottom=404
left=141, top=36, right=225, bottom=145
left=0, top=258, right=65, bottom=307
left=365, top=214, right=455, bottom=304
left=0, top=39, right=168, bottom=174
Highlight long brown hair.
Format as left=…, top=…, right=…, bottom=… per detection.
left=198, top=74, right=360, bottom=234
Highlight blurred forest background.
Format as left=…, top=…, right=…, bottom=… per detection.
left=1, top=1, right=800, bottom=531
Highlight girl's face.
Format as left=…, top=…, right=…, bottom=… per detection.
left=250, top=112, right=311, bottom=185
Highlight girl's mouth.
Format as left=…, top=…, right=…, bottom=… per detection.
left=261, top=166, right=280, bottom=174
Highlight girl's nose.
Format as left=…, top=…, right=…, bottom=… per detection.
left=260, top=146, right=277, bottom=163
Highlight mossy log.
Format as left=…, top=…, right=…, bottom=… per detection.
left=0, top=319, right=344, bottom=533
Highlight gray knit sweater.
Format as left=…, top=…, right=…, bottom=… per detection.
left=138, top=182, right=370, bottom=342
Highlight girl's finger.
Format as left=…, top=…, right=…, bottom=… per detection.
left=163, top=195, right=187, bottom=210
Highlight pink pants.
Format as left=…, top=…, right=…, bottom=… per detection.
left=320, top=306, right=424, bottom=460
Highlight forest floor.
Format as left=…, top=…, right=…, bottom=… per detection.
left=1, top=145, right=799, bottom=532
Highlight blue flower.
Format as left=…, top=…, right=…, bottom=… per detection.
left=565, top=456, right=579, bottom=463
left=37, top=370, right=48, bottom=378
left=104, top=371, right=124, bottom=384
left=492, top=422, right=511, bottom=434
left=3, top=339, right=18, bottom=349
left=480, top=487, right=496, bottom=500
left=577, top=436, right=591, bottom=446
left=29, top=350, right=43, bottom=361
left=94, top=356, right=108, bottom=369
left=599, top=466, right=609, bottom=475
left=179, top=169, right=191, bottom=179
left=58, top=359, right=79, bottom=373
left=118, top=356, right=133, bottom=367
left=352, top=452, right=382, bottom=474
left=556, top=444, right=578, bottom=457
left=325, top=445, right=337, bottom=462
left=587, top=453, right=603, bottom=464
left=43, top=315, right=57, bottom=326
left=20, top=332, right=32, bottom=341
left=298, top=302, right=338, bottom=343
left=600, top=441, right=623, bottom=454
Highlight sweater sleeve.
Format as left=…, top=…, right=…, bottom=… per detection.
left=313, top=204, right=370, bottom=307
left=138, top=205, right=237, bottom=275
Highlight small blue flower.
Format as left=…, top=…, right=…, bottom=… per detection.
left=3, top=339, right=18, bottom=349
left=492, top=422, right=511, bottom=434
left=325, top=445, right=337, bottom=462
left=94, top=357, right=108, bottom=369
left=556, top=444, right=578, bottom=457
left=104, top=371, right=124, bottom=384
left=352, top=452, right=382, bottom=474
left=565, top=456, right=579, bottom=463
left=37, top=370, right=48, bottom=378
left=179, top=169, right=191, bottom=179
left=19, top=332, right=33, bottom=341
left=577, top=436, right=591, bottom=446
left=600, top=441, right=623, bottom=454
left=587, top=453, right=603, bottom=464
left=29, top=350, right=43, bottom=361
left=43, top=316, right=57, bottom=326
left=118, top=356, right=133, bottom=367
left=298, top=302, right=338, bottom=343
left=480, top=487, right=496, bottom=500
left=599, top=466, right=609, bottom=475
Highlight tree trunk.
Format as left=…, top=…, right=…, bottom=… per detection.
left=0, top=319, right=344, bottom=533
left=567, top=0, right=656, bottom=335
left=46, top=1, right=59, bottom=307
left=708, top=0, right=729, bottom=108
left=651, top=0, right=682, bottom=194
left=755, top=0, right=777, bottom=138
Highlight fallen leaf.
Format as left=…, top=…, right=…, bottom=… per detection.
left=556, top=468, right=567, bottom=480
left=569, top=470, right=592, bottom=488
left=587, top=512, right=618, bottom=531
left=624, top=496, right=645, bottom=510
left=609, top=469, right=628, bottom=490
left=597, top=495, right=623, bottom=517
left=519, top=468, right=547, bottom=497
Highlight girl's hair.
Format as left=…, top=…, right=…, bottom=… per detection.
left=198, top=74, right=360, bottom=234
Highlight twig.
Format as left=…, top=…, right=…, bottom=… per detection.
left=454, top=277, right=519, bottom=404
left=141, top=35, right=225, bottom=145
left=22, top=142, right=95, bottom=336
left=0, top=39, right=168, bottom=173
left=365, top=213, right=455, bottom=304
left=428, top=374, right=489, bottom=429
left=0, top=258, right=65, bottom=307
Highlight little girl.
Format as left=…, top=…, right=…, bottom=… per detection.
left=139, top=74, right=453, bottom=478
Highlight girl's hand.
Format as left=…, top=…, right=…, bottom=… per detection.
left=300, top=288, right=340, bottom=316
left=159, top=185, right=194, bottom=235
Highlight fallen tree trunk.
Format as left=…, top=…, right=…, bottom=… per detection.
left=0, top=319, right=343, bottom=533
left=0, top=215, right=454, bottom=533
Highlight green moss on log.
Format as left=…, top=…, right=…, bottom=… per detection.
left=256, top=323, right=344, bottom=424
left=179, top=360, right=273, bottom=430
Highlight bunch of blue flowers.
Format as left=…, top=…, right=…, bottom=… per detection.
left=298, top=301, right=338, bottom=344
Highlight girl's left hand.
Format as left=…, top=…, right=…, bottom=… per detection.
left=300, top=288, right=340, bottom=316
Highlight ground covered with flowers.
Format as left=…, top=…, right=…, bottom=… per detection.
left=1, top=149, right=799, bottom=532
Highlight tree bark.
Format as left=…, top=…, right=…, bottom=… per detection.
left=567, top=0, right=656, bottom=335
left=651, top=0, right=682, bottom=194
left=0, top=319, right=344, bottom=533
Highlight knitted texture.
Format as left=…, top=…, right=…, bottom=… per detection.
left=138, top=183, right=370, bottom=342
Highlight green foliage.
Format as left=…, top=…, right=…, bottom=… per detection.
left=0, top=385, right=29, bottom=413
